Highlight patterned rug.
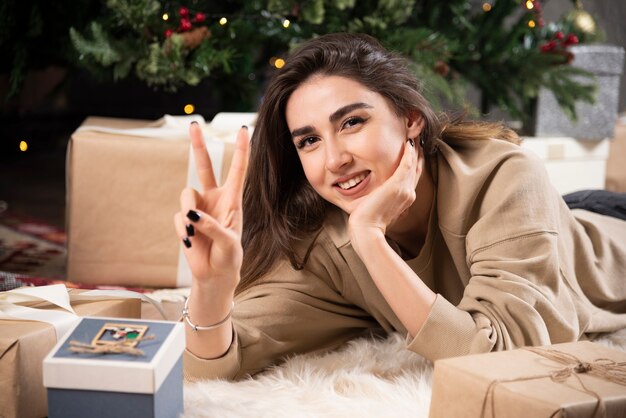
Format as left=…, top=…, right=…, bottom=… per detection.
left=0, top=210, right=67, bottom=290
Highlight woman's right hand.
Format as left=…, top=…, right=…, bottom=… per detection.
left=174, top=123, right=250, bottom=294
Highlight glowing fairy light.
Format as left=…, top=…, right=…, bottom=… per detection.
left=219, top=17, right=228, bottom=25
left=162, top=13, right=169, bottom=21
left=184, top=104, right=195, bottom=114
left=482, top=3, right=492, bottom=12
left=274, top=58, right=285, bottom=69
left=283, top=19, right=290, bottom=28
left=19, top=140, right=28, bottom=152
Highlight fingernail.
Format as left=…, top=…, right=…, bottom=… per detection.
left=186, top=210, right=201, bottom=222
left=186, top=224, right=195, bottom=237
left=407, top=138, right=415, bottom=147
left=182, top=237, right=192, bottom=248
left=241, top=125, right=248, bottom=130
left=191, top=121, right=198, bottom=126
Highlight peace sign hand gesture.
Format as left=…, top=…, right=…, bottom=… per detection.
left=174, top=123, right=250, bottom=294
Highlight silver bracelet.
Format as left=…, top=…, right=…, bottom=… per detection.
left=182, top=297, right=234, bottom=331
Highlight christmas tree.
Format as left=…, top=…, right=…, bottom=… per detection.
left=5, top=0, right=601, bottom=123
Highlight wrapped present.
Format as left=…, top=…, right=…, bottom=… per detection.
left=605, top=115, right=626, bottom=193
left=521, top=136, right=610, bottom=194
left=0, top=285, right=142, bottom=418
left=66, top=113, right=256, bottom=288
left=44, top=317, right=184, bottom=418
left=534, top=44, right=625, bottom=140
left=429, top=341, right=626, bottom=418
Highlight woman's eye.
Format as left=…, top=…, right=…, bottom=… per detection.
left=296, top=136, right=319, bottom=149
left=343, top=117, right=365, bottom=129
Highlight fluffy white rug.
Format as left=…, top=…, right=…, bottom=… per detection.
left=182, top=329, right=626, bottom=418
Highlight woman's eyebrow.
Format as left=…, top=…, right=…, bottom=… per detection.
left=329, top=102, right=373, bottom=123
left=291, top=102, right=373, bottom=138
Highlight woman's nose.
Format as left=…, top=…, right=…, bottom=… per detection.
left=325, top=139, right=353, bottom=172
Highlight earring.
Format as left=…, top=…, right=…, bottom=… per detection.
left=407, top=138, right=415, bottom=147
left=419, top=136, right=425, bottom=148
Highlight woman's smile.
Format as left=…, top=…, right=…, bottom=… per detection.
left=334, top=171, right=371, bottom=195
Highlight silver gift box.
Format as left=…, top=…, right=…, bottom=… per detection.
left=534, top=44, right=625, bottom=140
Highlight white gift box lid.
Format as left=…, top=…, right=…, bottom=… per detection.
left=43, top=317, right=184, bottom=394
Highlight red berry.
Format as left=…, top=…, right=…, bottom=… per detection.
left=179, top=7, right=189, bottom=17
left=194, top=12, right=206, bottom=23
left=164, top=29, right=174, bottom=38
left=565, top=34, right=579, bottom=45
left=555, top=31, right=564, bottom=40
left=180, top=18, right=192, bottom=31
left=540, top=41, right=555, bottom=53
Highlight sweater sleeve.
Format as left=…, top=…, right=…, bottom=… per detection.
left=184, top=260, right=378, bottom=381
left=407, top=144, right=582, bottom=360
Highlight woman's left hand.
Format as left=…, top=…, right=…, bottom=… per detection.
left=348, top=139, right=423, bottom=239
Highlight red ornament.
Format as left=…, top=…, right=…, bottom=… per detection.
left=555, top=31, right=564, bottom=40
left=565, top=34, right=579, bottom=46
left=194, top=12, right=206, bottom=23
left=540, top=40, right=556, bottom=53
left=164, top=29, right=174, bottom=38
left=180, top=18, right=192, bottom=31
left=179, top=7, right=189, bottom=17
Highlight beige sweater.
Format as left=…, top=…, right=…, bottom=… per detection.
left=184, top=137, right=626, bottom=381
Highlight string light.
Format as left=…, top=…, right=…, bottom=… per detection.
left=162, top=13, right=169, bottom=21
left=184, top=104, right=195, bottom=114
left=274, top=58, right=285, bottom=69
left=282, top=19, right=290, bottom=28
left=528, top=20, right=536, bottom=28
left=482, top=3, right=492, bottom=12
left=525, top=0, right=534, bottom=10
left=19, top=141, right=28, bottom=152
left=219, top=17, right=228, bottom=25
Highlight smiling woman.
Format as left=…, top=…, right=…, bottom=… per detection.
left=174, top=32, right=626, bottom=382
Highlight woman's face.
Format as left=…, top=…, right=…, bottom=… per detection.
left=285, top=74, right=422, bottom=214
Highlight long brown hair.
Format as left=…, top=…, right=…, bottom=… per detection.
left=239, top=32, right=518, bottom=294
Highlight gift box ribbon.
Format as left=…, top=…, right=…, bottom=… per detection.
left=0, top=284, right=166, bottom=340
left=481, top=346, right=626, bottom=418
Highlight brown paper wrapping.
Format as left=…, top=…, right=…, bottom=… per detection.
left=66, top=116, right=234, bottom=287
left=429, top=341, right=626, bottom=418
left=0, top=292, right=141, bottom=418
left=606, top=117, right=626, bottom=193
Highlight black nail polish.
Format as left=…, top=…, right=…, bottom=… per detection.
left=186, top=210, right=201, bottom=222
left=186, top=224, right=195, bottom=237
left=191, top=121, right=198, bottom=126
left=241, top=125, right=248, bottom=130
left=183, top=237, right=192, bottom=248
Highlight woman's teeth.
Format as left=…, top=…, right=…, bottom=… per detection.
left=338, top=173, right=367, bottom=190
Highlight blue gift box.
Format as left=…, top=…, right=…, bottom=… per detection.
left=43, top=317, right=184, bottom=418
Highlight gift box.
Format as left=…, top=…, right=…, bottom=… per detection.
left=66, top=113, right=256, bottom=288
left=605, top=115, right=626, bottom=193
left=521, top=136, right=610, bottom=194
left=533, top=44, right=625, bottom=140
left=43, top=317, right=184, bottom=418
left=0, top=285, right=142, bottom=418
left=429, top=341, right=626, bottom=418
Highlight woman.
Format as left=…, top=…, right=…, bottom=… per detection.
left=174, top=33, right=626, bottom=381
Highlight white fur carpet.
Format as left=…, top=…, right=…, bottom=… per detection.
left=182, top=329, right=626, bottom=418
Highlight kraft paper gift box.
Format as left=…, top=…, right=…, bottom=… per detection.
left=66, top=113, right=256, bottom=288
left=0, top=285, right=142, bottom=418
left=429, top=341, right=626, bottom=418
left=43, top=317, right=184, bottom=418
